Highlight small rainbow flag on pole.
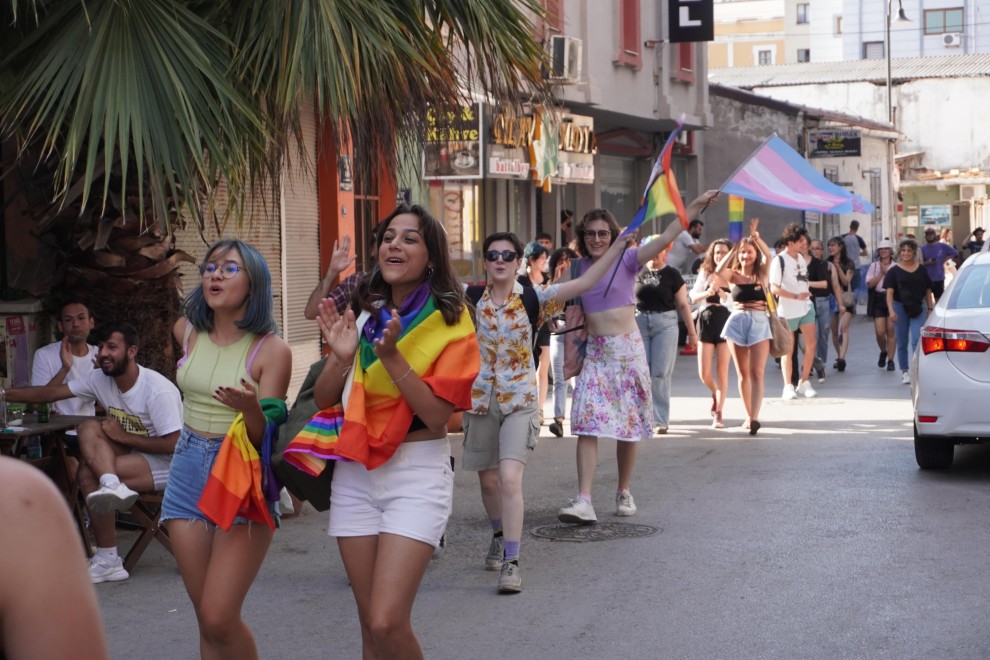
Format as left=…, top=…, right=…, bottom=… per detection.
left=728, top=195, right=745, bottom=242
left=621, top=115, right=690, bottom=236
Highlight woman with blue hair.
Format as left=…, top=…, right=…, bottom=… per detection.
left=164, top=239, right=292, bottom=659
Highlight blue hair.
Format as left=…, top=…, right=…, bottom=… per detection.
left=183, top=239, right=279, bottom=336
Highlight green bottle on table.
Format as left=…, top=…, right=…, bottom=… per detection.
left=36, top=402, right=50, bottom=424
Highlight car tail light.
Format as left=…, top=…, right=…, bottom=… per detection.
left=918, top=415, right=938, bottom=423
left=921, top=327, right=990, bottom=355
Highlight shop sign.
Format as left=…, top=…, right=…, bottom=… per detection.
left=920, top=205, right=951, bottom=226
left=554, top=113, right=595, bottom=185
left=809, top=129, right=862, bottom=158
left=423, top=104, right=483, bottom=180
left=487, top=144, right=531, bottom=180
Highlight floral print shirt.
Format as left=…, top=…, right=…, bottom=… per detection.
left=470, top=281, right=562, bottom=415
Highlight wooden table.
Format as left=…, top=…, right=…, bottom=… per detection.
left=1, top=414, right=99, bottom=554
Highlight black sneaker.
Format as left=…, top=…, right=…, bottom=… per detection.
left=887, top=359, right=895, bottom=371
left=813, top=357, right=825, bottom=383
left=836, top=358, right=846, bottom=372
left=878, top=351, right=887, bottom=368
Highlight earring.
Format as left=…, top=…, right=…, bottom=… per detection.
left=427, top=266, right=434, bottom=277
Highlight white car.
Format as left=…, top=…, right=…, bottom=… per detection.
left=911, top=251, right=990, bottom=469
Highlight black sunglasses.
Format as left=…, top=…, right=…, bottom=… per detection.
left=485, top=250, right=518, bottom=263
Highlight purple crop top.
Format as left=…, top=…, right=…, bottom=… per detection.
left=578, top=247, right=640, bottom=314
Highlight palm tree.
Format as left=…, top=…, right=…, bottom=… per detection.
left=0, top=0, right=550, bottom=377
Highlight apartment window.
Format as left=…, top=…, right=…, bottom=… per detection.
left=674, top=42, right=696, bottom=83
left=797, top=48, right=810, bottom=62
left=797, top=3, right=809, bottom=24
left=833, top=15, right=843, bottom=35
left=614, top=0, right=642, bottom=70
left=863, top=41, right=884, bottom=59
left=533, top=0, right=565, bottom=39
left=924, top=8, right=963, bottom=35
left=757, top=49, right=773, bottom=65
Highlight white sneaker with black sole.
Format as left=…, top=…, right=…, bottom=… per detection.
left=557, top=497, right=597, bottom=524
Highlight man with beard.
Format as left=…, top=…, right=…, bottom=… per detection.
left=31, top=300, right=98, bottom=416
left=3, top=321, right=182, bottom=583
left=667, top=219, right=708, bottom=275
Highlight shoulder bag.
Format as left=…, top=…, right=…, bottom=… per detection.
left=762, top=277, right=793, bottom=359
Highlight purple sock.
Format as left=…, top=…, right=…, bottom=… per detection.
left=490, top=519, right=502, bottom=533
left=503, top=540, right=520, bottom=562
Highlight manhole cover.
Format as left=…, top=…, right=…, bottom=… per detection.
left=529, top=521, right=661, bottom=542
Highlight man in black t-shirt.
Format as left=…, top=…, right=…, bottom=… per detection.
left=963, top=227, right=985, bottom=257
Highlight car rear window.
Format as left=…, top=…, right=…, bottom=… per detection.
left=946, top=264, right=990, bottom=309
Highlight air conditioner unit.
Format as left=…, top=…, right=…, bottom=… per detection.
left=548, top=36, right=582, bottom=82
left=943, top=32, right=962, bottom=47
left=960, top=184, right=987, bottom=201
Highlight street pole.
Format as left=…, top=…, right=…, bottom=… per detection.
left=886, top=0, right=909, bottom=241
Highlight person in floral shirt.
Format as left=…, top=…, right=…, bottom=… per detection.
left=462, top=230, right=631, bottom=593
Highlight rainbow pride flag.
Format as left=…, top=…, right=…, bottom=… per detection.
left=285, top=296, right=479, bottom=472
left=721, top=135, right=874, bottom=214
left=623, top=115, right=689, bottom=236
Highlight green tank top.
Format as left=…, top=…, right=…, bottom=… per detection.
left=176, top=330, right=258, bottom=434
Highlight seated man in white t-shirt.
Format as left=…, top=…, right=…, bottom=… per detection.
left=4, top=321, right=183, bottom=584
left=769, top=224, right=818, bottom=401
left=30, top=300, right=98, bottom=416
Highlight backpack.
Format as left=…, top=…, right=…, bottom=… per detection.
left=466, top=284, right=541, bottom=369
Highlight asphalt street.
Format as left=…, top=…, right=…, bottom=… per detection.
left=96, top=312, right=990, bottom=659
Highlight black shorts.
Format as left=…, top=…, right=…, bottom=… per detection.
left=696, top=304, right=730, bottom=344
left=535, top=323, right=551, bottom=349
left=867, top=290, right=889, bottom=318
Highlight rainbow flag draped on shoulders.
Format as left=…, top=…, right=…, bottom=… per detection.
left=284, top=285, right=479, bottom=472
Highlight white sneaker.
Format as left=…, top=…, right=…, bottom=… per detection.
left=558, top=497, right=597, bottom=524
left=782, top=384, right=797, bottom=400
left=86, top=483, right=140, bottom=514
left=88, top=555, right=129, bottom=584
left=796, top=380, right=817, bottom=398
left=901, top=371, right=911, bottom=385
left=615, top=492, right=637, bottom=517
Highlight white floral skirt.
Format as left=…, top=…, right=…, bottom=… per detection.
left=571, top=331, right=653, bottom=441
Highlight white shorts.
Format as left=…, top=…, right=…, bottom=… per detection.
left=327, top=438, right=452, bottom=547
left=135, top=450, right=171, bottom=491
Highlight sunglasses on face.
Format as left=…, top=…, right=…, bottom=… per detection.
left=485, top=250, right=518, bottom=263
left=200, top=261, right=242, bottom=279
left=582, top=230, right=612, bottom=240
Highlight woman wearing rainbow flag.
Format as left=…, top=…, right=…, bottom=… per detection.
left=299, top=204, right=480, bottom=659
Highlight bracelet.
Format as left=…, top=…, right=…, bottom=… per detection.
left=390, top=366, right=414, bottom=386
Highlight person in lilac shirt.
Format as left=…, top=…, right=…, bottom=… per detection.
left=920, top=227, right=958, bottom=301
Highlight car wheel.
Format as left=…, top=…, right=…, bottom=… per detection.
left=914, top=423, right=954, bottom=470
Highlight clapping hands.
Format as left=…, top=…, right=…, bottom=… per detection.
left=316, top=299, right=359, bottom=364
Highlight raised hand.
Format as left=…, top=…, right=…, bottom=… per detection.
left=749, top=217, right=761, bottom=238
left=59, top=337, right=73, bottom=371
left=316, top=299, right=359, bottom=363
left=373, top=309, right=402, bottom=360
left=328, top=235, right=356, bottom=275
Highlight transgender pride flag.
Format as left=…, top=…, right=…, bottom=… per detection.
left=722, top=134, right=874, bottom=214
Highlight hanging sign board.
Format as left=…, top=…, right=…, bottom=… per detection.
left=808, top=129, right=862, bottom=158
left=423, top=103, right=483, bottom=180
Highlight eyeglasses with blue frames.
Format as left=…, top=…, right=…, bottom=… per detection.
left=582, top=229, right=612, bottom=240
left=484, top=250, right=518, bottom=263
left=199, top=261, right=242, bottom=279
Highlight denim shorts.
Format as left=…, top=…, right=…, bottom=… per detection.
left=327, top=438, right=452, bottom=547
left=721, top=310, right=772, bottom=347
left=160, top=427, right=279, bottom=528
